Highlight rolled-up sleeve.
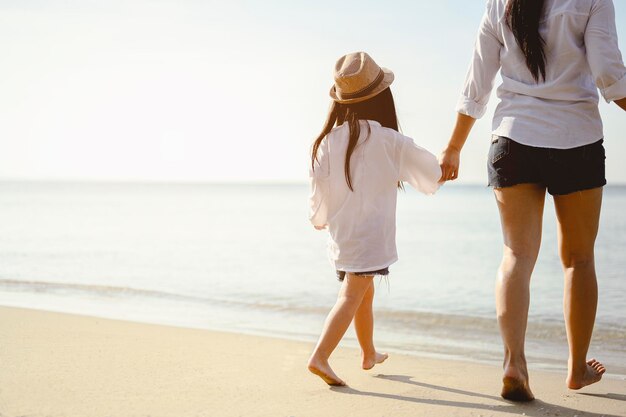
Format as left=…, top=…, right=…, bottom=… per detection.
left=585, top=0, right=626, bottom=102
left=456, top=0, right=503, bottom=118
left=308, top=140, right=330, bottom=227
left=398, top=136, right=442, bottom=195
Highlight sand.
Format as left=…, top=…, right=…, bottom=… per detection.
left=0, top=305, right=624, bottom=417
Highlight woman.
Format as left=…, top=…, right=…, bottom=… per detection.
left=440, top=0, right=626, bottom=402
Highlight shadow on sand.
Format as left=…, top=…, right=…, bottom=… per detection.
left=580, top=392, right=626, bottom=402
left=328, top=374, right=620, bottom=417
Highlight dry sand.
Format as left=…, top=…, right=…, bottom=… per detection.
left=0, top=305, right=624, bottom=417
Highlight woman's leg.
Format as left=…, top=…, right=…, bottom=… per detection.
left=494, top=184, right=546, bottom=401
left=354, top=279, right=388, bottom=370
left=553, top=187, right=606, bottom=389
left=308, top=274, right=374, bottom=385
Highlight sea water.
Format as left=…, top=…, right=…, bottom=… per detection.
left=0, top=182, right=624, bottom=376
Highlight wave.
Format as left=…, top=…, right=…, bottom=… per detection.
left=0, top=278, right=339, bottom=314
left=0, top=278, right=244, bottom=307
left=1, top=278, right=624, bottom=345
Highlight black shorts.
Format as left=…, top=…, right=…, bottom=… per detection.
left=487, top=136, right=606, bottom=196
left=336, top=268, right=389, bottom=282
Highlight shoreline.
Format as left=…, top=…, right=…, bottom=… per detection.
left=1, top=292, right=625, bottom=380
left=1, top=305, right=625, bottom=417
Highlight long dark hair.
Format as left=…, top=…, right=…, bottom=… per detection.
left=311, top=87, right=399, bottom=191
left=506, top=0, right=547, bottom=82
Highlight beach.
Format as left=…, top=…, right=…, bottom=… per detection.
left=1, top=306, right=624, bottom=417
left=2, top=0, right=626, bottom=413
left=1, top=182, right=625, bottom=378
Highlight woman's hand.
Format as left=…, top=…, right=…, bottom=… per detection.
left=314, top=224, right=328, bottom=230
left=439, top=113, right=476, bottom=182
left=439, top=146, right=461, bottom=182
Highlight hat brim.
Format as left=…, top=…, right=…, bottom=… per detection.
left=329, top=68, right=395, bottom=104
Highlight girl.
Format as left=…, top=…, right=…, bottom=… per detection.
left=440, top=0, right=626, bottom=402
left=307, top=51, right=442, bottom=386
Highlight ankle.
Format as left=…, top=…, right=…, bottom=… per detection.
left=308, top=352, right=329, bottom=367
left=503, top=351, right=527, bottom=371
left=568, top=359, right=588, bottom=376
left=361, top=348, right=376, bottom=359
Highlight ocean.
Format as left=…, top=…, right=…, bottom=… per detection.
left=0, top=182, right=624, bottom=377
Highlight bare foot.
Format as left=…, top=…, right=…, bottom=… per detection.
left=567, top=359, right=605, bottom=390
left=307, top=357, right=346, bottom=386
left=501, top=366, right=534, bottom=402
left=362, top=351, right=388, bottom=370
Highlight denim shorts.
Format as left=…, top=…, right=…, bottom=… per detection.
left=336, top=268, right=389, bottom=282
left=487, top=136, right=606, bottom=196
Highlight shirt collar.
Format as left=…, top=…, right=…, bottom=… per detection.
left=336, top=120, right=382, bottom=130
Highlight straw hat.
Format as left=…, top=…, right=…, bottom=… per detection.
left=329, top=52, right=394, bottom=104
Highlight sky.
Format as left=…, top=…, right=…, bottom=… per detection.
left=1, top=0, right=625, bottom=184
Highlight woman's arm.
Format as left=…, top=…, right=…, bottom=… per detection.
left=439, top=113, right=476, bottom=181
left=442, top=2, right=500, bottom=182
left=585, top=0, right=626, bottom=103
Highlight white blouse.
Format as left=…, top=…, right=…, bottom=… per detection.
left=309, top=120, right=441, bottom=272
left=457, top=0, right=626, bottom=149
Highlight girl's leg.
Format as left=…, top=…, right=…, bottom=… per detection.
left=308, top=274, right=374, bottom=386
left=553, top=187, right=606, bottom=389
left=494, top=184, right=546, bottom=401
left=354, top=279, right=388, bottom=370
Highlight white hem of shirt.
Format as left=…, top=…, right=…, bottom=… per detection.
left=334, top=258, right=398, bottom=273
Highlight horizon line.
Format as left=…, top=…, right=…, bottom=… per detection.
left=2, top=178, right=626, bottom=187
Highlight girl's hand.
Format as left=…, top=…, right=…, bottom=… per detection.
left=439, top=146, right=460, bottom=182
left=314, top=224, right=328, bottom=230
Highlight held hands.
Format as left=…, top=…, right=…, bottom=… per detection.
left=439, top=145, right=461, bottom=182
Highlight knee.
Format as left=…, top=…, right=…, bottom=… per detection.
left=503, top=240, right=540, bottom=262
left=499, top=248, right=538, bottom=277
left=560, top=251, right=595, bottom=270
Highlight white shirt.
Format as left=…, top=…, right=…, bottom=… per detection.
left=309, top=120, right=441, bottom=272
left=457, top=0, right=626, bottom=149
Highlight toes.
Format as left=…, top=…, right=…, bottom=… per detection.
left=586, top=358, right=607, bottom=376
left=589, top=360, right=606, bottom=374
